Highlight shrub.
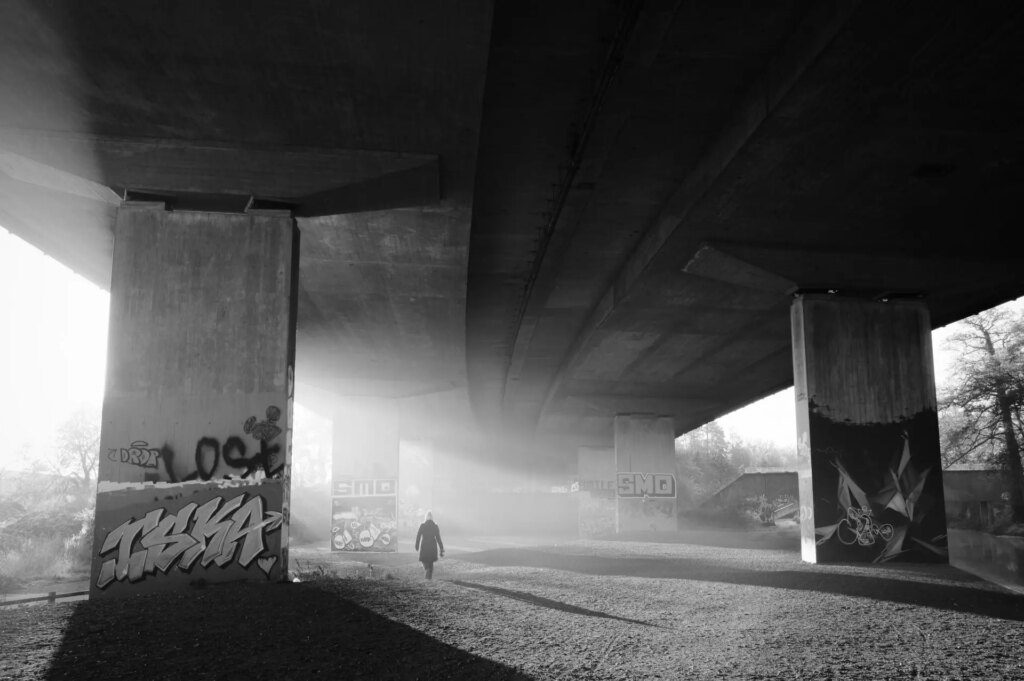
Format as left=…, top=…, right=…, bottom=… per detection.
left=0, top=504, right=95, bottom=582
left=0, top=571, right=22, bottom=597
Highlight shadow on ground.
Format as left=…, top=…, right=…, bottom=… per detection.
left=458, top=548, right=1024, bottom=621
left=448, top=579, right=661, bottom=628
left=609, top=523, right=801, bottom=551
left=42, top=581, right=531, bottom=681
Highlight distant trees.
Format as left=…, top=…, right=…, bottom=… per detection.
left=938, top=307, right=1024, bottom=523
left=0, top=408, right=100, bottom=584
left=11, top=408, right=102, bottom=507
left=675, top=421, right=797, bottom=505
left=52, top=408, right=101, bottom=495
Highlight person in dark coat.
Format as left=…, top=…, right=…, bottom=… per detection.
left=415, top=510, right=444, bottom=580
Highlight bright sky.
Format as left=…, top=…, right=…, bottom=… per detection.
left=0, top=227, right=109, bottom=470
left=718, top=301, right=1024, bottom=448
left=0, top=225, right=1020, bottom=470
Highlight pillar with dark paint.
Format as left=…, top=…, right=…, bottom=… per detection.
left=330, top=398, right=400, bottom=552
left=614, top=414, right=678, bottom=533
left=791, top=295, right=948, bottom=564
left=92, top=203, right=299, bottom=597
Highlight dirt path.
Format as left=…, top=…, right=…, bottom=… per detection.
left=3, top=533, right=1023, bottom=680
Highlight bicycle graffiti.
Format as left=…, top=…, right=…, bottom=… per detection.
left=835, top=506, right=894, bottom=547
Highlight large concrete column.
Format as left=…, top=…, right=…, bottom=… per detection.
left=330, top=398, right=399, bottom=552
left=614, top=415, right=678, bottom=533
left=92, top=203, right=298, bottom=597
left=792, top=295, right=948, bottom=563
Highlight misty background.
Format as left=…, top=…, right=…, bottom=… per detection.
left=0, top=224, right=974, bottom=477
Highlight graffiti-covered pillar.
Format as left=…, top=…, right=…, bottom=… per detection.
left=792, top=295, right=948, bottom=564
left=92, top=203, right=298, bottom=597
left=614, top=415, right=678, bottom=533
left=330, top=398, right=399, bottom=552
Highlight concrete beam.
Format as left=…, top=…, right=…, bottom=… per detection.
left=534, top=0, right=862, bottom=429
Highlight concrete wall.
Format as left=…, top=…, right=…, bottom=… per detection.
left=92, top=206, right=297, bottom=596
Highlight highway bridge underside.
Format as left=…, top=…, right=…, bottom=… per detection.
left=1, top=0, right=1022, bottom=597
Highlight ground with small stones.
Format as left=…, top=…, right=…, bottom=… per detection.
left=2, top=528, right=1023, bottom=680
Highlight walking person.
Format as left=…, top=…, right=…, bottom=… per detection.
left=415, top=510, right=445, bottom=580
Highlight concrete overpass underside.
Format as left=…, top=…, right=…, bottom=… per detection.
left=1, top=0, right=1022, bottom=592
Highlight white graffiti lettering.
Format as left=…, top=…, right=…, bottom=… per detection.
left=616, top=472, right=676, bottom=499
left=96, top=493, right=283, bottom=589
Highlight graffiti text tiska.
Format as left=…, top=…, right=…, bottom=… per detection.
left=95, top=493, right=283, bottom=589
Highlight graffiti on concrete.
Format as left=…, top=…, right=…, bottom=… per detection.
left=138, top=405, right=286, bottom=482
left=578, top=515, right=615, bottom=538
left=95, top=492, right=283, bottom=589
left=575, top=479, right=617, bottom=496
left=107, top=441, right=161, bottom=469
left=333, top=479, right=396, bottom=496
left=331, top=506, right=397, bottom=551
left=836, top=506, right=894, bottom=546
left=616, top=473, right=676, bottom=499
left=579, top=489, right=616, bottom=538
left=244, top=405, right=282, bottom=442
left=814, top=432, right=947, bottom=562
left=635, top=499, right=675, bottom=518
left=331, top=482, right=397, bottom=552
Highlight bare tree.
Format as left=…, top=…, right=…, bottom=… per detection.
left=939, top=308, right=1024, bottom=523
left=52, top=408, right=101, bottom=495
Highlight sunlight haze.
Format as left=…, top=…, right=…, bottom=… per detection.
left=0, top=225, right=1017, bottom=470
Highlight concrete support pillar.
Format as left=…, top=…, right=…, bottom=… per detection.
left=614, top=415, right=678, bottom=533
left=92, top=204, right=298, bottom=597
left=792, top=295, right=948, bottom=563
left=577, top=446, right=616, bottom=537
left=330, top=398, right=399, bottom=552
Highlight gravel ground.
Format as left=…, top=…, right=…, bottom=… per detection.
left=2, top=530, right=1023, bottom=680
